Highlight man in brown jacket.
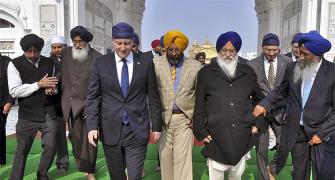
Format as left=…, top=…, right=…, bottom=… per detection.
left=60, top=26, right=102, bottom=180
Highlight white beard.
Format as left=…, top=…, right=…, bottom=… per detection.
left=72, top=45, right=89, bottom=62
left=217, top=55, right=238, bottom=78
left=293, top=59, right=319, bottom=83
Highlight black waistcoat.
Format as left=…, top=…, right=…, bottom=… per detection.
left=11, top=55, right=56, bottom=122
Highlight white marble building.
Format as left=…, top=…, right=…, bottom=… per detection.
left=0, top=0, right=145, bottom=58
left=255, top=0, right=335, bottom=60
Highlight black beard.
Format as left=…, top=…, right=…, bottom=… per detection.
left=167, top=53, right=183, bottom=66
left=154, top=49, right=161, bottom=55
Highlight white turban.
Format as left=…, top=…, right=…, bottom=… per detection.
left=50, top=35, right=67, bottom=45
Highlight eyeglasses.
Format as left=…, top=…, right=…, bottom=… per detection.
left=167, top=48, right=180, bottom=53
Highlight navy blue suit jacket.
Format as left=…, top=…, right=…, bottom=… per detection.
left=260, top=59, right=335, bottom=151
left=85, top=52, right=162, bottom=146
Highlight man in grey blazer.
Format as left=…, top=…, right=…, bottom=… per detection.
left=254, top=31, right=335, bottom=180
left=248, top=33, right=292, bottom=180
left=284, top=33, right=302, bottom=62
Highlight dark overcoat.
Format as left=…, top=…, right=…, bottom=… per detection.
left=193, top=61, right=265, bottom=165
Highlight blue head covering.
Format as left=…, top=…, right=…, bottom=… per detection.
left=299, top=31, right=332, bottom=56
left=216, top=31, right=242, bottom=53
left=160, top=35, right=165, bottom=48
left=262, top=33, right=279, bottom=46
left=112, top=22, right=134, bottom=39
left=291, top=33, right=302, bottom=44
left=133, top=32, right=140, bottom=45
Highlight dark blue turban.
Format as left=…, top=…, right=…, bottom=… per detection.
left=112, top=22, right=134, bottom=39
left=20, top=34, right=44, bottom=52
left=216, top=31, right=242, bottom=53
left=262, top=33, right=279, bottom=46
left=133, top=32, right=140, bottom=45
left=160, top=35, right=165, bottom=48
left=70, top=26, right=93, bottom=42
left=299, top=31, right=332, bottom=56
left=291, top=33, right=302, bottom=44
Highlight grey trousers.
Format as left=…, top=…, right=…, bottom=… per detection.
left=10, top=113, right=58, bottom=180
left=256, top=120, right=281, bottom=180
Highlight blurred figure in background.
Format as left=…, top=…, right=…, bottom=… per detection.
left=0, top=54, right=14, bottom=167
left=195, top=52, right=206, bottom=66
left=49, top=35, right=69, bottom=175
left=144, top=39, right=161, bottom=58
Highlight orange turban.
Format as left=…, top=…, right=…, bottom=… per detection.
left=163, top=30, right=189, bottom=52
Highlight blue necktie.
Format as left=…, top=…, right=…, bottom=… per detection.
left=302, top=78, right=312, bottom=108
left=121, top=59, right=129, bottom=124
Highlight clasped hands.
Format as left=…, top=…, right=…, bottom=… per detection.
left=38, top=74, right=58, bottom=95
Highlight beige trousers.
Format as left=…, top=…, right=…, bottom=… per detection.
left=158, top=113, right=193, bottom=180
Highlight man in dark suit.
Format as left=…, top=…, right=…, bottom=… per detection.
left=0, top=54, right=14, bottom=167
left=248, top=33, right=292, bottom=180
left=284, top=33, right=302, bottom=62
left=193, top=31, right=266, bottom=179
left=144, top=39, right=161, bottom=59
left=132, top=32, right=144, bottom=56
left=8, top=34, right=59, bottom=180
left=85, top=22, right=162, bottom=180
left=254, top=31, right=335, bottom=180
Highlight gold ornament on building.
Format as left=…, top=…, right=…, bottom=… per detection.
left=188, top=37, right=217, bottom=64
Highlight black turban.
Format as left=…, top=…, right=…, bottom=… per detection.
left=20, top=34, right=44, bottom=52
left=70, top=26, right=93, bottom=43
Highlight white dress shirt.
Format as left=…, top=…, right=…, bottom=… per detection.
left=152, top=50, right=160, bottom=58
left=291, top=53, right=298, bottom=62
left=115, top=52, right=134, bottom=86
left=264, top=56, right=278, bottom=80
left=7, top=58, right=41, bottom=98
